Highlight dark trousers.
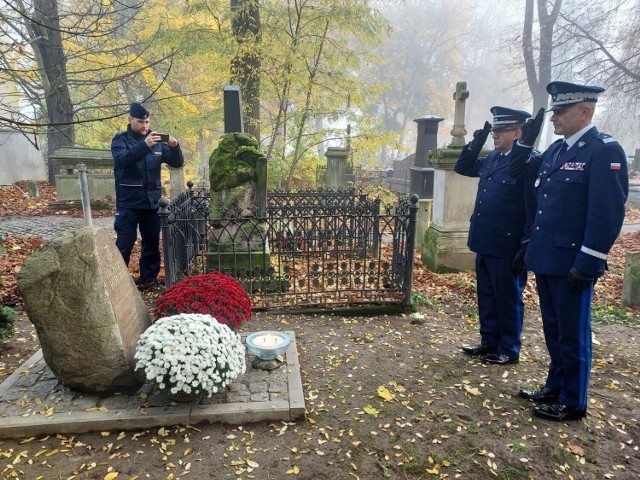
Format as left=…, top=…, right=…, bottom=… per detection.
left=114, top=207, right=161, bottom=284
left=535, top=273, right=594, bottom=411
left=476, top=253, right=525, bottom=357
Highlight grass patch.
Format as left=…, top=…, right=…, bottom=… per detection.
left=497, top=466, right=529, bottom=480
left=412, top=291, right=440, bottom=308
left=591, top=302, right=640, bottom=326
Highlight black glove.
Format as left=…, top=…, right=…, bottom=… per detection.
left=520, top=108, right=545, bottom=146
left=511, top=249, right=527, bottom=275
left=468, top=121, right=492, bottom=152
left=567, top=268, right=594, bottom=294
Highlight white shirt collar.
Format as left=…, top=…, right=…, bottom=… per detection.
left=564, top=124, right=593, bottom=149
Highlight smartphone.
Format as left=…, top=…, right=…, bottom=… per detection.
left=157, top=133, right=170, bottom=143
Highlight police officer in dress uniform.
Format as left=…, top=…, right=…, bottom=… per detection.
left=518, top=82, right=628, bottom=421
left=111, top=103, right=184, bottom=288
left=456, top=106, right=544, bottom=365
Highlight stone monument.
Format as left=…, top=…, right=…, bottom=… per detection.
left=421, top=81, right=480, bottom=272
left=207, top=87, right=268, bottom=272
left=17, top=227, right=151, bottom=392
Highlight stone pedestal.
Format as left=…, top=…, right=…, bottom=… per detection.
left=325, top=147, right=349, bottom=188
left=421, top=147, right=478, bottom=272
left=622, top=251, right=640, bottom=307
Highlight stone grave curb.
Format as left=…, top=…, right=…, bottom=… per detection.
left=0, top=332, right=305, bottom=439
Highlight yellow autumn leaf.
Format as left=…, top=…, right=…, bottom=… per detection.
left=104, top=472, right=119, bottom=480
left=377, top=386, right=396, bottom=402
left=286, top=465, right=300, bottom=474
left=464, top=385, right=481, bottom=396
left=567, top=443, right=585, bottom=456
left=364, top=406, right=380, bottom=417
left=246, top=459, right=259, bottom=468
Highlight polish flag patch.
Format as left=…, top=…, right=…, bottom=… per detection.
left=610, top=162, right=621, bottom=170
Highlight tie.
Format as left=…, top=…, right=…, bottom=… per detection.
left=553, top=141, right=568, bottom=167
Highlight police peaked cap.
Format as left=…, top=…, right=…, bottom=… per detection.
left=129, top=102, right=150, bottom=119
left=490, top=106, right=531, bottom=131
left=546, top=81, right=605, bottom=111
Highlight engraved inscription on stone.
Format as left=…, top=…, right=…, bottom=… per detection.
left=96, top=230, right=150, bottom=365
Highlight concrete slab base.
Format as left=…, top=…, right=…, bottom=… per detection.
left=0, top=332, right=304, bottom=439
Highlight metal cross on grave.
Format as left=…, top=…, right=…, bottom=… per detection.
left=450, top=81, right=469, bottom=147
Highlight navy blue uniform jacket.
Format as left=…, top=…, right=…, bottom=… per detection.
left=455, top=144, right=531, bottom=259
left=524, top=127, right=628, bottom=278
left=111, top=126, right=184, bottom=209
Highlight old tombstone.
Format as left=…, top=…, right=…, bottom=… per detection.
left=421, top=81, right=478, bottom=272
left=17, top=227, right=151, bottom=392
left=27, top=180, right=39, bottom=197
left=622, top=251, right=640, bottom=307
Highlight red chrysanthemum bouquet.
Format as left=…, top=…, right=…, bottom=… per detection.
left=154, top=271, right=252, bottom=330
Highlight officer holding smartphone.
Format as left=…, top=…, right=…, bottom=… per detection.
left=111, top=102, right=184, bottom=289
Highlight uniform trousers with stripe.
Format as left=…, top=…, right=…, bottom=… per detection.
left=535, top=273, right=594, bottom=411
left=476, top=253, right=525, bottom=358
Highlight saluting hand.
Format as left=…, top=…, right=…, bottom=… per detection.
left=521, top=108, right=545, bottom=146
left=468, top=121, right=492, bottom=152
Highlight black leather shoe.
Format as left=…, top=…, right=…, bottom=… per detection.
left=461, top=345, right=495, bottom=357
left=519, top=386, right=559, bottom=404
left=482, top=353, right=519, bottom=365
left=532, top=403, right=586, bottom=422
left=138, top=279, right=160, bottom=291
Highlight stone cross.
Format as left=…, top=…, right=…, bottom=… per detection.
left=450, top=81, right=469, bottom=147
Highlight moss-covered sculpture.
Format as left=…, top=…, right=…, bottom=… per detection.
left=208, top=132, right=266, bottom=254
left=209, top=132, right=264, bottom=193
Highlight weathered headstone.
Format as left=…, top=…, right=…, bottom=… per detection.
left=622, top=251, right=640, bottom=307
left=17, top=227, right=151, bottom=392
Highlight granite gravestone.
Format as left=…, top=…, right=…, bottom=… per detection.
left=17, top=227, right=150, bottom=392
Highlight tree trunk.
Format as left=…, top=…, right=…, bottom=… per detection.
left=231, top=0, right=261, bottom=143
left=31, top=0, right=75, bottom=183
left=523, top=0, right=563, bottom=148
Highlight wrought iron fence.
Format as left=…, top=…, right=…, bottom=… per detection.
left=159, top=185, right=418, bottom=310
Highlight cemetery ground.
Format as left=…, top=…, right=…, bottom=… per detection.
left=1, top=182, right=639, bottom=480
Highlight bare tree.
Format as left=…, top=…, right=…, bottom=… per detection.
left=522, top=0, right=563, bottom=115
left=0, top=1, right=173, bottom=182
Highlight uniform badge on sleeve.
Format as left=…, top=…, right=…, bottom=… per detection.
left=611, top=162, right=621, bottom=170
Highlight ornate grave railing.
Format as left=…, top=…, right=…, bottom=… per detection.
left=159, top=185, right=418, bottom=310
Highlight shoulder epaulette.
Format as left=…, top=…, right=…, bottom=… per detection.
left=595, top=132, right=618, bottom=144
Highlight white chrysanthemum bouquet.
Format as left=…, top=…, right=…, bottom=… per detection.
left=135, top=313, right=246, bottom=396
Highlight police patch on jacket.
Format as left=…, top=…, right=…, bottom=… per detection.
left=560, top=162, right=586, bottom=171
